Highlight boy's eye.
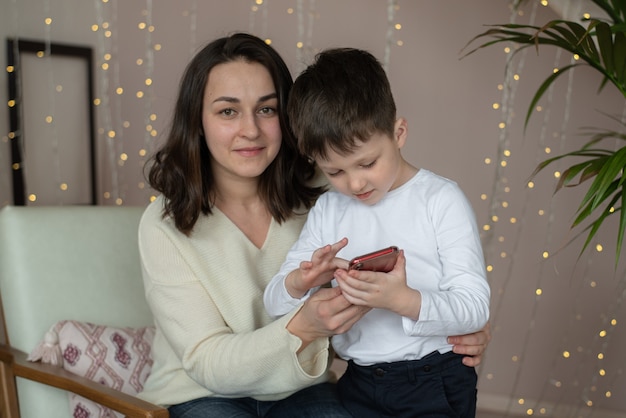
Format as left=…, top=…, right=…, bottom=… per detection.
left=327, top=170, right=343, bottom=177
left=361, top=160, right=376, bottom=169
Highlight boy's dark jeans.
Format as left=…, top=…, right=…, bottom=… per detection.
left=337, top=351, right=477, bottom=418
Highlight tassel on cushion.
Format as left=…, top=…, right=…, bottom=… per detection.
left=27, top=329, right=63, bottom=366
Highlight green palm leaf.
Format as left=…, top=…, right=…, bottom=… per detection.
left=524, top=63, right=581, bottom=130
left=464, top=0, right=626, bottom=265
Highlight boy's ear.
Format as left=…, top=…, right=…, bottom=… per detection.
left=394, top=118, right=408, bottom=148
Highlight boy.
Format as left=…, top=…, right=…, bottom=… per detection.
left=263, top=48, right=490, bottom=417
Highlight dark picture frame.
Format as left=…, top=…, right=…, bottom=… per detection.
left=6, top=38, right=96, bottom=205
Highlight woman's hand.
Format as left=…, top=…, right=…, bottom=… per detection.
left=448, top=322, right=491, bottom=367
left=286, top=286, right=370, bottom=350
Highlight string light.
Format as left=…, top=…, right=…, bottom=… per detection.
left=293, top=0, right=318, bottom=75
left=383, top=0, right=397, bottom=71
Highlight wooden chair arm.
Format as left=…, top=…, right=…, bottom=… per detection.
left=0, top=344, right=169, bottom=418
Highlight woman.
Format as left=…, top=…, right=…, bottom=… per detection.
left=138, top=33, right=489, bottom=418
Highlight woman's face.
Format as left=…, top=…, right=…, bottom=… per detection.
left=202, top=59, right=282, bottom=184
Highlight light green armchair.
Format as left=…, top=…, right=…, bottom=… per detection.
left=0, top=205, right=168, bottom=418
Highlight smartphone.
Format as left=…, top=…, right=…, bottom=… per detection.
left=348, top=246, right=399, bottom=272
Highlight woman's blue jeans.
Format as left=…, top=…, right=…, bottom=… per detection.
left=168, top=382, right=352, bottom=418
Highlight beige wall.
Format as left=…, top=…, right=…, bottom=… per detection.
left=1, top=1, right=625, bottom=415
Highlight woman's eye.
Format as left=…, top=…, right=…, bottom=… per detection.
left=220, top=108, right=235, bottom=117
left=259, top=106, right=276, bottom=116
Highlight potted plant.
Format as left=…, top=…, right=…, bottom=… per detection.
left=462, top=0, right=626, bottom=265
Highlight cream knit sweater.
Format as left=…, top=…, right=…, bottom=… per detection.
left=137, top=196, right=331, bottom=407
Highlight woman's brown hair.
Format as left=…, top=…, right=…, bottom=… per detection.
left=146, top=33, right=324, bottom=235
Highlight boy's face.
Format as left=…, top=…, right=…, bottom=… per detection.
left=315, top=118, right=412, bottom=206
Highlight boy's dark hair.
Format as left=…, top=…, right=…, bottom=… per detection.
left=288, top=48, right=397, bottom=160
left=146, top=33, right=324, bottom=235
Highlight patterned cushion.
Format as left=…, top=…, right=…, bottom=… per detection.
left=28, top=320, right=155, bottom=418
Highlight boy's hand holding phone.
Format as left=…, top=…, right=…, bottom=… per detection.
left=335, top=248, right=422, bottom=320
left=285, top=238, right=349, bottom=298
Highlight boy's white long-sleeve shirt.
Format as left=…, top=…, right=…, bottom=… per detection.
left=264, top=169, right=490, bottom=366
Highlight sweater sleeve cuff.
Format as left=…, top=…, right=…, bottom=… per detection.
left=281, top=305, right=331, bottom=378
